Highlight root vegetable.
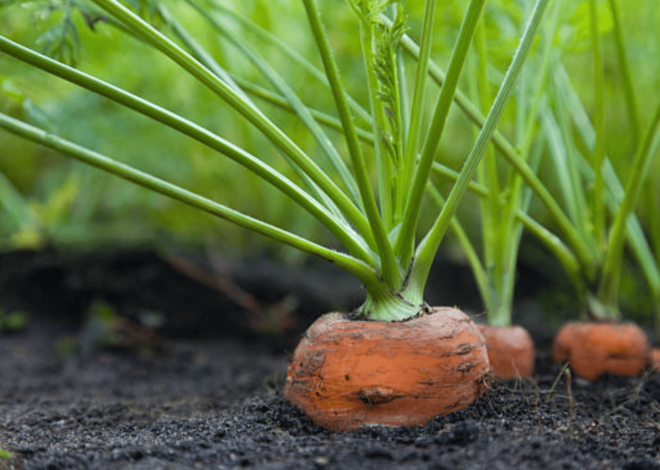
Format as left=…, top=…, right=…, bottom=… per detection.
left=551, top=322, right=650, bottom=380
left=652, top=348, right=660, bottom=372
left=284, top=307, right=489, bottom=431
left=477, top=325, right=535, bottom=379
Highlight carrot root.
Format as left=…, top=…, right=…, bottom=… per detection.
left=478, top=325, right=535, bottom=379
left=284, top=307, right=490, bottom=431
left=652, top=348, right=660, bottom=373
left=551, top=322, right=650, bottom=381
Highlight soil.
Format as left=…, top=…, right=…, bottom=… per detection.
left=0, top=249, right=659, bottom=470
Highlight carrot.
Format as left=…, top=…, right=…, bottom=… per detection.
left=284, top=307, right=489, bottom=431
left=652, top=348, right=660, bottom=373
left=477, top=325, right=535, bottom=379
left=551, top=322, right=650, bottom=380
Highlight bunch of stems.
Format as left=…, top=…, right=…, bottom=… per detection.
left=0, top=0, right=551, bottom=321
left=430, top=0, right=660, bottom=335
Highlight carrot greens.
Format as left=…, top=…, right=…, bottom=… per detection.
left=0, top=0, right=549, bottom=321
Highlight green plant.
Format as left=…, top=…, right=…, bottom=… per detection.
left=1, top=1, right=321, bottom=255
left=537, top=0, right=660, bottom=328
left=0, top=0, right=549, bottom=322
left=414, top=0, right=660, bottom=339
left=423, top=0, right=564, bottom=328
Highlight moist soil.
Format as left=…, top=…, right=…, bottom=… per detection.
left=0, top=249, right=658, bottom=470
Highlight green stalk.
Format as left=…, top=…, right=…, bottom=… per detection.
left=398, top=0, right=436, bottom=221
left=597, top=99, right=660, bottom=316
left=428, top=183, right=494, bottom=316
left=588, top=0, right=606, bottom=248
left=412, top=0, right=551, bottom=289
left=90, top=0, right=375, bottom=248
left=558, top=65, right=660, bottom=299
left=497, top=138, right=546, bottom=326
left=431, top=160, right=583, bottom=313
left=179, top=0, right=363, bottom=207
left=157, top=5, right=251, bottom=103
left=161, top=11, right=357, bottom=226
left=302, top=0, right=402, bottom=288
left=204, top=0, right=373, bottom=125
left=395, top=0, right=486, bottom=266
left=485, top=0, right=564, bottom=325
left=0, top=35, right=374, bottom=264
left=518, top=0, right=563, bottom=157
left=396, top=32, right=410, bottom=151
left=358, top=16, right=394, bottom=228
left=395, top=25, right=600, bottom=280
left=228, top=77, right=374, bottom=143
left=607, top=0, right=641, bottom=144
left=473, top=17, right=500, bottom=290
left=543, top=102, right=590, bottom=235
left=0, top=111, right=383, bottom=287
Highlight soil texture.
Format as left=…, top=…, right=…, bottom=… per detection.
left=0, top=250, right=658, bottom=470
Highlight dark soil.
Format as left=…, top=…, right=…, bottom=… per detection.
left=0, top=250, right=659, bottom=470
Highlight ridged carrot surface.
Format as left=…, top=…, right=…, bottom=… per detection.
left=285, top=307, right=489, bottom=431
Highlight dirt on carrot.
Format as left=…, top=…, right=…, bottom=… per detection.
left=477, top=324, right=535, bottom=379
left=551, top=322, right=650, bottom=381
left=284, top=307, right=490, bottom=432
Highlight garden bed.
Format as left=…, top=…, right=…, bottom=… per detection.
left=0, top=250, right=658, bottom=470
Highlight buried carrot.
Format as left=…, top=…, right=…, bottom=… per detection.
left=652, top=348, right=660, bottom=373
left=477, top=325, right=535, bottom=379
left=551, top=322, right=651, bottom=380
left=284, top=308, right=489, bottom=432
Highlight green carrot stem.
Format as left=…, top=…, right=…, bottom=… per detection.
left=412, top=0, right=551, bottom=289
left=158, top=5, right=251, bottom=103
left=607, top=0, right=641, bottom=144
left=395, top=0, right=486, bottom=267
left=359, top=18, right=393, bottom=229
left=204, top=0, right=373, bottom=125
left=428, top=183, right=494, bottom=316
left=398, top=0, right=436, bottom=221
left=180, top=0, right=363, bottom=209
left=90, top=0, right=375, bottom=251
left=557, top=64, right=660, bottom=297
left=394, top=18, right=599, bottom=281
left=302, top=0, right=402, bottom=287
left=228, top=77, right=374, bottom=143
left=473, top=17, right=500, bottom=279
left=598, top=99, right=660, bottom=312
left=588, top=0, right=607, bottom=248
left=431, top=160, right=582, bottom=291
left=0, top=35, right=374, bottom=264
left=0, top=112, right=384, bottom=288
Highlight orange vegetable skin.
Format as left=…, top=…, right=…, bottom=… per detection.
left=652, top=348, right=660, bottom=372
left=284, top=307, right=489, bottom=431
left=551, top=322, right=650, bottom=380
left=478, top=325, right=535, bottom=379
